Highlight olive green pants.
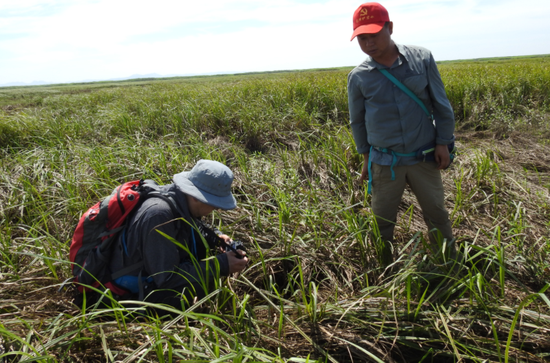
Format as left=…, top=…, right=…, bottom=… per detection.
left=371, top=161, right=454, bottom=252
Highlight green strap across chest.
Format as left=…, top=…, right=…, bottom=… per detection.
left=378, top=68, right=433, bottom=120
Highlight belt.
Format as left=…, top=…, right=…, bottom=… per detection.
left=367, top=146, right=416, bottom=194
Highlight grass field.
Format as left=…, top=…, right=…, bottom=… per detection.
left=1, top=55, right=550, bottom=362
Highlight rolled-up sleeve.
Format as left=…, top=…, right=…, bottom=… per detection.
left=348, top=71, right=371, bottom=154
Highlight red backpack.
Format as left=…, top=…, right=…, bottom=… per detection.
left=69, top=179, right=179, bottom=296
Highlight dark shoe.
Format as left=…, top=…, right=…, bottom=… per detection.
left=380, top=239, right=394, bottom=267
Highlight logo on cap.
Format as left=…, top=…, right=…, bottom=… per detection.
left=355, top=7, right=375, bottom=25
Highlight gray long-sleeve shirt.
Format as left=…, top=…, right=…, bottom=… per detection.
left=348, top=43, right=455, bottom=166
left=109, top=184, right=229, bottom=291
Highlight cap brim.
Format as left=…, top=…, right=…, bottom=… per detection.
left=350, top=23, right=385, bottom=41
left=173, top=172, right=237, bottom=210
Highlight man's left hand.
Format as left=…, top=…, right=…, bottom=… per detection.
left=434, top=144, right=450, bottom=170
left=218, top=234, right=231, bottom=243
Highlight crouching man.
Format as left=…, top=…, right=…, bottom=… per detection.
left=109, top=159, right=248, bottom=310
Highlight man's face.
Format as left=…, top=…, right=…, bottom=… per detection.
left=187, top=196, right=218, bottom=218
left=356, top=22, right=393, bottom=60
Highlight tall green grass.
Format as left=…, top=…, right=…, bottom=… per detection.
left=442, top=58, right=550, bottom=131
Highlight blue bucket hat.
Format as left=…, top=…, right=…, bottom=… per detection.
left=173, top=159, right=237, bottom=210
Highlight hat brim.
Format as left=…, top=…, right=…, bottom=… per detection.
left=173, top=172, right=237, bottom=210
left=350, top=22, right=385, bottom=41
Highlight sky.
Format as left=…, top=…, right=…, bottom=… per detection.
left=1, top=0, right=549, bottom=86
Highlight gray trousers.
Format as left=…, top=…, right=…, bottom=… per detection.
left=371, top=161, right=453, bottom=248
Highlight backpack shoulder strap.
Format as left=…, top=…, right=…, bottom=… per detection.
left=378, top=68, right=432, bottom=120
left=146, top=191, right=184, bottom=219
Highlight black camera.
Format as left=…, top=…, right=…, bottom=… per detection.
left=225, top=240, right=246, bottom=259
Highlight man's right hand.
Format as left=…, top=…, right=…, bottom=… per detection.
left=226, top=250, right=248, bottom=273
left=359, top=153, right=369, bottom=182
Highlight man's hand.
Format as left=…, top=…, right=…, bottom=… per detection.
left=226, top=249, right=248, bottom=273
left=218, top=234, right=231, bottom=244
left=217, top=234, right=231, bottom=253
left=359, top=153, right=369, bottom=182
left=434, top=144, right=450, bottom=170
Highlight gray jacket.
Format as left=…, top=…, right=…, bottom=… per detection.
left=109, top=183, right=229, bottom=292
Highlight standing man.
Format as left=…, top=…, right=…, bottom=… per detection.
left=347, top=2, right=456, bottom=265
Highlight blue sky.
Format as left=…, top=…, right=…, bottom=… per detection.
left=1, top=0, right=549, bottom=85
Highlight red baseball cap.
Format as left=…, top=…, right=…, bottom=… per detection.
left=350, top=2, right=390, bottom=41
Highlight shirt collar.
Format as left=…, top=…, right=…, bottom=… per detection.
left=396, top=43, right=411, bottom=63
left=362, top=43, right=409, bottom=71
